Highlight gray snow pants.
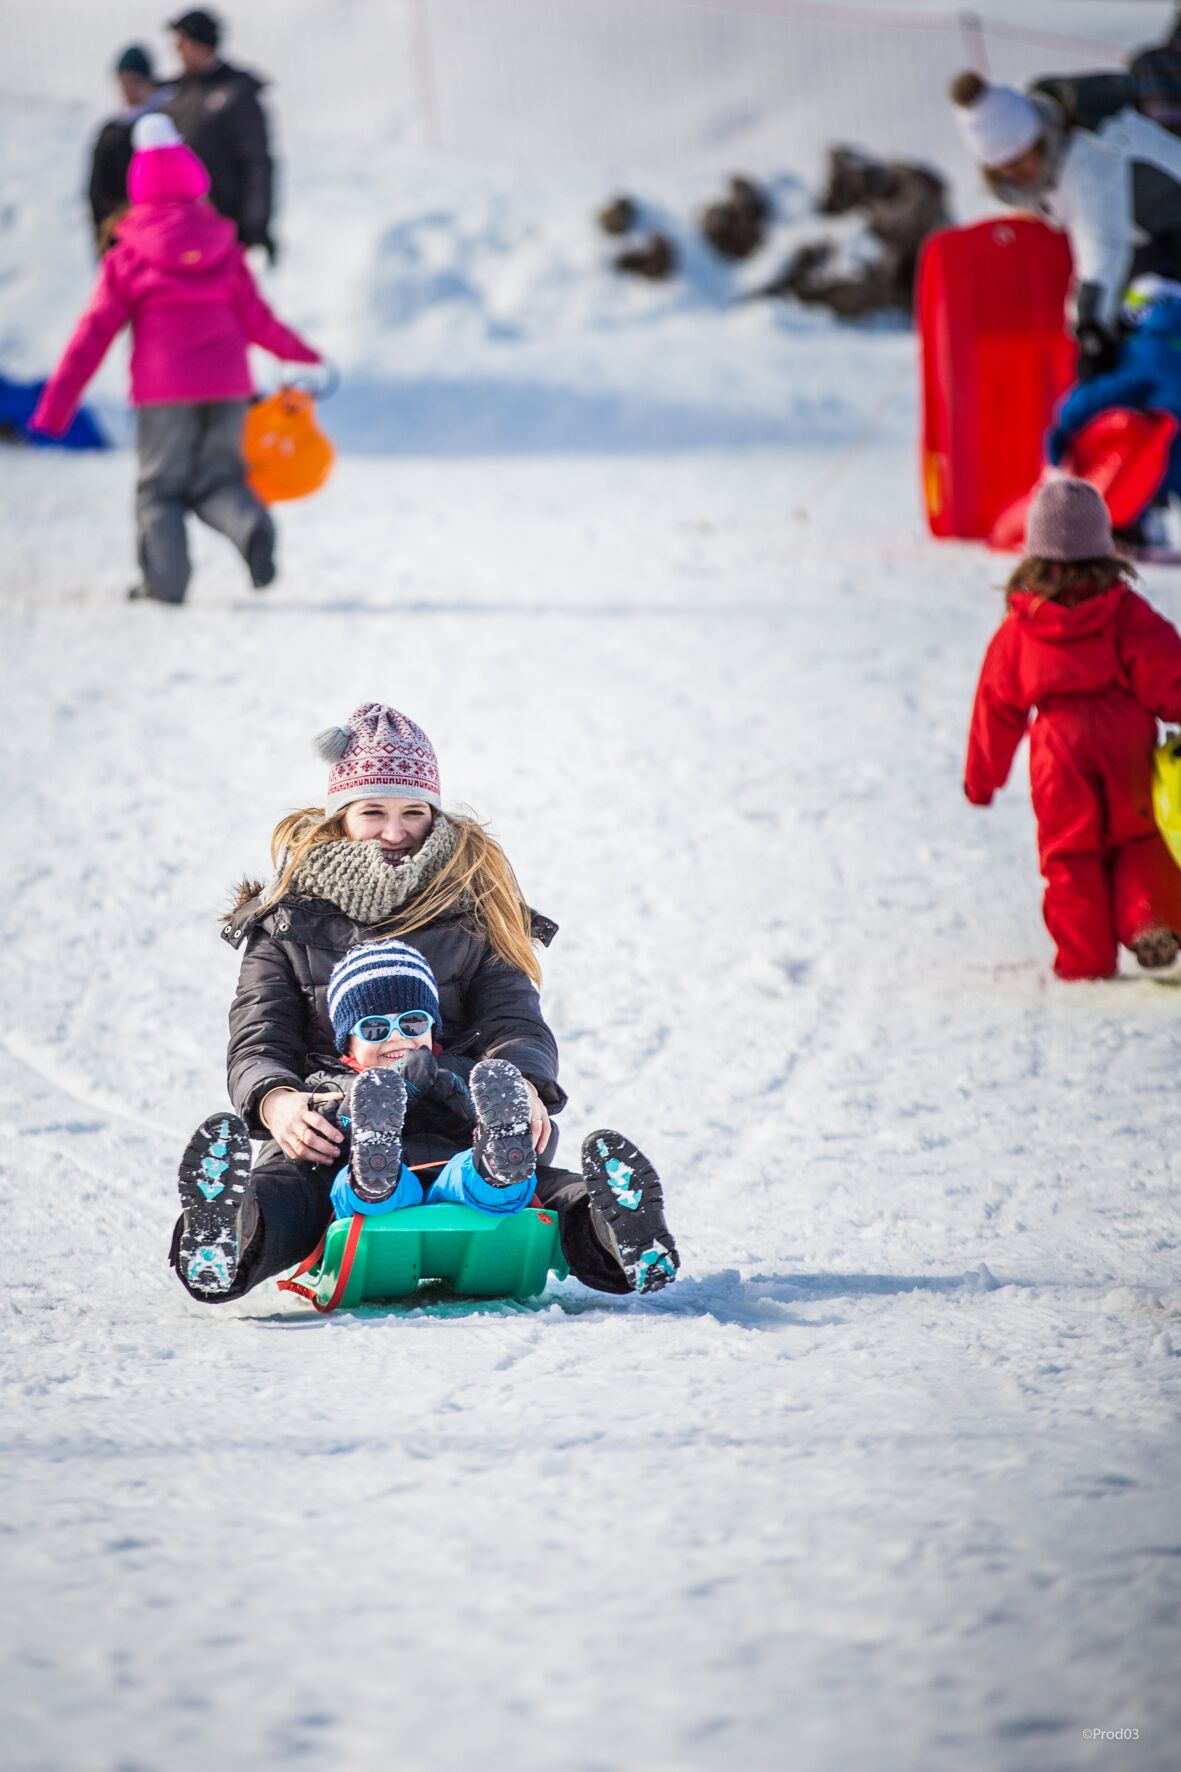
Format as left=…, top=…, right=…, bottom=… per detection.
left=135, top=399, right=273, bottom=603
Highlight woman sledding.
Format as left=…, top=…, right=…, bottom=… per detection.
left=169, top=700, right=679, bottom=1306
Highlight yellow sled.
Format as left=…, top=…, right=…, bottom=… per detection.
left=1153, top=732, right=1181, bottom=870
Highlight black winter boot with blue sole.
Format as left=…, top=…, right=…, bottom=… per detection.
left=176, top=1112, right=256, bottom=1296
left=348, top=1068, right=408, bottom=1202
left=581, top=1129, right=679, bottom=1294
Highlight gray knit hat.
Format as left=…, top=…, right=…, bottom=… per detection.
left=1025, top=476, right=1113, bottom=561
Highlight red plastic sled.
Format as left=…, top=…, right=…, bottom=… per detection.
left=988, top=409, right=1178, bottom=551
left=918, top=218, right=1076, bottom=539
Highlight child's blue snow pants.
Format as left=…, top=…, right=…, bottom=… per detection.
left=330, top=1148, right=535, bottom=1220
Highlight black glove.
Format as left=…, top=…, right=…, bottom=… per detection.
left=402, top=1049, right=477, bottom=1133
left=400, top=1048, right=439, bottom=1098
left=1075, top=322, right=1119, bottom=380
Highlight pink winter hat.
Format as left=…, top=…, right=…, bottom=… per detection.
left=127, top=112, right=210, bottom=203
left=314, top=704, right=443, bottom=813
left=1025, top=476, right=1114, bottom=561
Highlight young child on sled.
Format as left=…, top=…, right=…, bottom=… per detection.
left=308, top=940, right=543, bottom=1221
left=177, top=931, right=679, bottom=1298
left=964, top=476, right=1181, bottom=980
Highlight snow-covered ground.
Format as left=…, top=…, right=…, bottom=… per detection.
left=6, top=442, right=1181, bottom=1772
left=4, top=4, right=1181, bottom=1770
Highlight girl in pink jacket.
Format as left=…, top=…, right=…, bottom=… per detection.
left=33, top=114, right=320, bottom=604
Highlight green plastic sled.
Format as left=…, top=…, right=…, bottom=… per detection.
left=278, top=1203, right=568, bottom=1311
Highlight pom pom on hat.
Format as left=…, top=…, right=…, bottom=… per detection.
left=950, top=70, right=1043, bottom=170
left=132, top=113, right=181, bottom=151
left=312, top=725, right=353, bottom=764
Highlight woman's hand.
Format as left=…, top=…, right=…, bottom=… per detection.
left=523, top=1080, right=552, bottom=1156
left=260, top=1087, right=345, bottom=1165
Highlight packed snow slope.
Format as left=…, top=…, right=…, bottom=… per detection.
left=4, top=5, right=1181, bottom=1772
left=5, top=451, right=1181, bottom=1772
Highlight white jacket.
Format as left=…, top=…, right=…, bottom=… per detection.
left=1039, top=107, right=1181, bottom=331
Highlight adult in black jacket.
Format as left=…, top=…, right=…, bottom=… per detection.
left=165, top=10, right=275, bottom=257
left=169, top=701, right=679, bottom=1305
left=87, top=45, right=170, bottom=247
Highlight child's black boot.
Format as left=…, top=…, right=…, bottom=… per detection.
left=348, top=1068, right=408, bottom=1202
left=470, top=1059, right=536, bottom=1186
left=582, top=1130, right=679, bottom=1294
left=175, top=1112, right=257, bottom=1296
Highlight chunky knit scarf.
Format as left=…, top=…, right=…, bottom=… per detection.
left=280, top=815, right=460, bottom=926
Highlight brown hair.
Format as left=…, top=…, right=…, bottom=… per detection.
left=1004, top=555, right=1135, bottom=607
left=257, top=806, right=543, bottom=986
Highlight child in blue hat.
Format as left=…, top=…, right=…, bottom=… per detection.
left=309, top=940, right=540, bottom=1220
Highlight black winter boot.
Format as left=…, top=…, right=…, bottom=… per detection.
left=176, top=1112, right=257, bottom=1295
left=348, top=1068, right=408, bottom=1202
left=581, top=1130, right=679, bottom=1294
left=470, top=1059, right=536, bottom=1186
left=246, top=520, right=276, bottom=589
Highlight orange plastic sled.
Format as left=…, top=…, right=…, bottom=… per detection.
left=243, top=388, right=335, bottom=504
left=987, top=409, right=1178, bottom=551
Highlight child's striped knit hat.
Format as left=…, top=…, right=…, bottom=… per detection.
left=328, top=940, right=441, bottom=1051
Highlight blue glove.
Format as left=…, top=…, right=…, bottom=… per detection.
left=1045, top=426, right=1070, bottom=466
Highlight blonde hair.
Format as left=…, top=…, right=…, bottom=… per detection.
left=262, top=807, right=542, bottom=986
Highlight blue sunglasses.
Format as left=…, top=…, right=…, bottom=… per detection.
left=351, top=1011, right=435, bottom=1043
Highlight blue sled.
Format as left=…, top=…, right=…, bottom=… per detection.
left=0, top=375, right=107, bottom=450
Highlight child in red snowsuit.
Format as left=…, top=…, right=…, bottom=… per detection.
left=965, top=476, right=1181, bottom=979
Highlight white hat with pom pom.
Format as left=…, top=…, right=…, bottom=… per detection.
left=313, top=703, right=442, bottom=813
left=952, top=75, right=1042, bottom=170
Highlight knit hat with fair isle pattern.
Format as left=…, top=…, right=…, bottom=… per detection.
left=313, top=703, right=442, bottom=813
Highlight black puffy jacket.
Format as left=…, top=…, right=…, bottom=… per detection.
left=88, top=119, right=134, bottom=241
left=221, top=891, right=564, bottom=1136
left=166, top=62, right=274, bottom=248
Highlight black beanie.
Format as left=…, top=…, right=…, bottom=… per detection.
left=116, top=45, right=154, bottom=78
left=168, top=10, right=222, bottom=49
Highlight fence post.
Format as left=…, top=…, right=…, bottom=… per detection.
left=960, top=10, right=989, bottom=76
